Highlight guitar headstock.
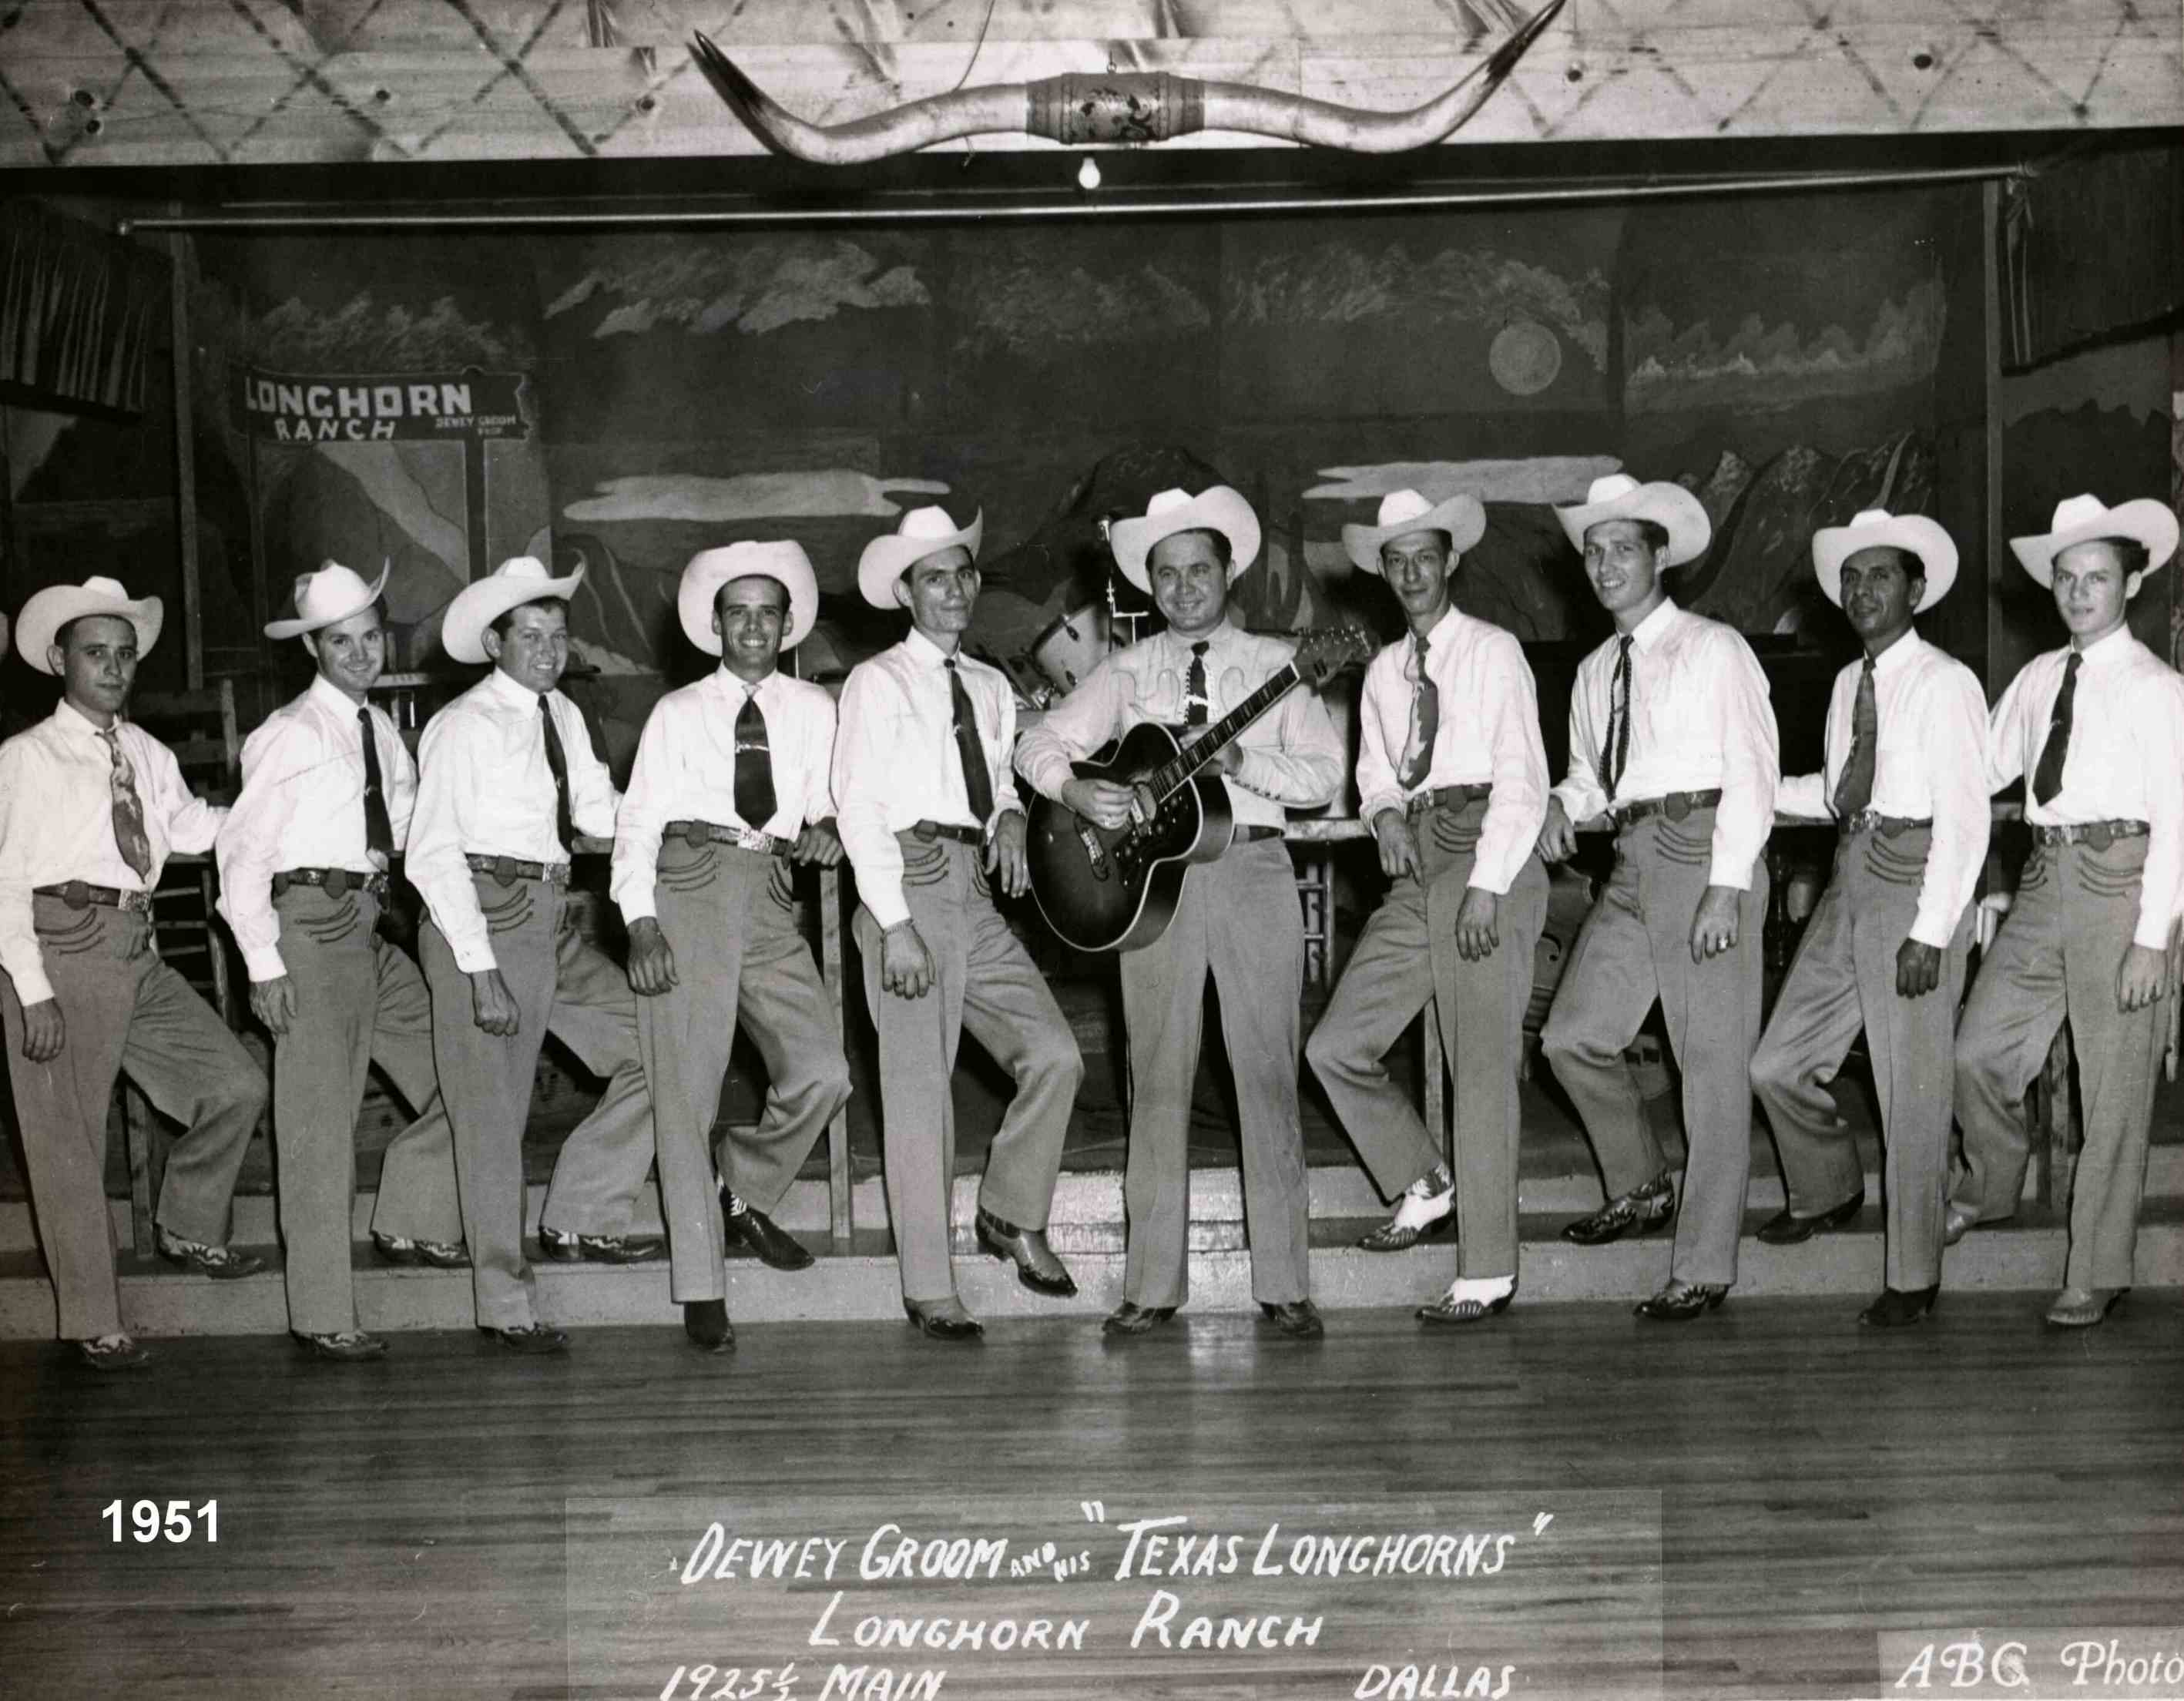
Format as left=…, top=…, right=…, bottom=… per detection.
left=1291, top=622, right=1375, bottom=686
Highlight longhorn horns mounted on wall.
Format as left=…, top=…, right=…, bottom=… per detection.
left=689, top=0, right=1568, bottom=165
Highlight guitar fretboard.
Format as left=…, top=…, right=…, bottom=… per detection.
left=1146, top=663, right=1302, bottom=807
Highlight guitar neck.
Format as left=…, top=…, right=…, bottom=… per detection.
left=1149, top=663, right=1301, bottom=803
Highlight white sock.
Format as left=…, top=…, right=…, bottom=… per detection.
left=1440, top=1275, right=1515, bottom=1306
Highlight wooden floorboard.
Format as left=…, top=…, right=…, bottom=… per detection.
left=2, top=1296, right=2179, bottom=1701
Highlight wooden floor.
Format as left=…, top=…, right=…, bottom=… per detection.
left=2, top=1296, right=2179, bottom=1701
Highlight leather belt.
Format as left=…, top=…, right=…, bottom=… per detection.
left=273, top=867, right=388, bottom=898
left=2034, top=819, right=2149, bottom=849
left=465, top=852, right=572, bottom=886
left=666, top=819, right=790, bottom=857
left=909, top=821, right=984, bottom=846
left=1407, top=783, right=1491, bottom=816
left=1233, top=825, right=1285, bottom=844
left=34, top=881, right=151, bottom=915
left=1840, top=811, right=1931, bottom=839
left=1613, top=788, right=1723, bottom=827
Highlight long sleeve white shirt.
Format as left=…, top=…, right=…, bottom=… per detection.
left=1776, top=629, right=1990, bottom=948
left=612, top=665, right=837, bottom=924
left=1551, top=598, right=1779, bottom=890
left=1355, top=606, right=1548, bottom=896
left=1015, top=618, right=1344, bottom=833
left=0, top=700, right=224, bottom=1006
left=834, top=629, right=1023, bottom=931
left=407, top=667, right=619, bottom=973
left=1987, top=624, right=2184, bottom=951
left=216, top=674, right=418, bottom=982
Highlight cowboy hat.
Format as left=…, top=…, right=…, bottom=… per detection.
left=1555, top=472, right=1711, bottom=568
left=2010, top=493, right=2179, bottom=589
left=16, top=576, right=163, bottom=676
left=265, top=559, right=391, bottom=640
left=1110, top=486, right=1262, bottom=595
left=857, top=506, right=984, bottom=610
left=680, top=539, right=819, bottom=655
left=1341, top=488, right=1487, bottom=576
left=441, top=555, right=585, bottom=664
left=1811, top=510, right=1958, bottom=613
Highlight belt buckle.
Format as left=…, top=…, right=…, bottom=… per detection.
left=2085, top=821, right=2114, bottom=851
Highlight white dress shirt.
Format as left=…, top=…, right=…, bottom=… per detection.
left=407, top=667, right=620, bottom=974
left=1356, top=606, right=1548, bottom=896
left=0, top=700, right=224, bottom=1006
left=1552, top=597, right=1780, bottom=890
left=1015, top=618, right=1344, bottom=834
left=612, top=665, right=837, bottom=924
left=1776, top=629, right=1990, bottom=948
left=1988, top=623, right=2184, bottom=951
left=216, top=673, right=420, bottom=983
left=834, top=629, right=1024, bottom=931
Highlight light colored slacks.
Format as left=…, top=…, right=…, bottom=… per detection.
left=1, top=894, right=265, bottom=1339
left=1951, top=834, right=2165, bottom=1290
left=853, top=832, right=1080, bottom=1306
left=1307, top=799, right=1549, bottom=1280
left=639, top=840, right=850, bottom=1304
left=1541, top=806, right=1768, bottom=1287
left=1750, top=824, right=1971, bottom=1290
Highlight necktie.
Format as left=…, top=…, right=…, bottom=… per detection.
left=2031, top=650, right=2080, bottom=807
left=1185, top=641, right=1211, bottom=726
left=944, top=657, right=996, bottom=827
left=538, top=694, right=575, bottom=853
left=733, top=690, right=777, bottom=830
left=358, top=706, right=394, bottom=865
left=1397, top=632, right=1439, bottom=791
left=1832, top=658, right=1878, bottom=818
left=1603, top=635, right=1634, bottom=801
left=100, top=725, right=153, bottom=880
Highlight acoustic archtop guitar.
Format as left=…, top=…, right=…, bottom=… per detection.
left=1028, top=624, right=1372, bottom=953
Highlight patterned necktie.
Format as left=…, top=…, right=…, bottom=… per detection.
left=100, top=725, right=153, bottom=879
left=2031, top=650, right=2081, bottom=807
left=733, top=689, right=777, bottom=830
left=1603, top=635, right=1634, bottom=800
left=358, top=706, right=394, bottom=865
left=1832, top=657, right=1878, bottom=818
left=538, top=694, right=575, bottom=853
left=1185, top=640, right=1211, bottom=726
left=944, top=657, right=995, bottom=827
left=1397, top=631, right=1439, bottom=791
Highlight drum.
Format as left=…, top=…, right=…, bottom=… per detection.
left=1029, top=602, right=1112, bottom=701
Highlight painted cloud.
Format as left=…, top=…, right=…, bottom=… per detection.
left=1307, top=458, right=1623, bottom=507
left=562, top=471, right=951, bottom=524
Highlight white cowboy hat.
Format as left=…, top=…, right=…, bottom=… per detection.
left=264, top=559, right=391, bottom=640
left=2010, top=492, right=2179, bottom=589
left=1811, top=509, right=1958, bottom=613
left=1555, top=472, right=1711, bottom=569
left=1341, top=488, right=1487, bottom=576
left=16, top=576, right=163, bottom=676
left=857, top=506, right=984, bottom=610
left=1110, top=485, right=1263, bottom=595
left=441, top=555, right=585, bottom=664
left=679, top=539, right=819, bottom=655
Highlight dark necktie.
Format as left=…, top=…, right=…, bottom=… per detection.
left=1185, top=640, right=1211, bottom=726
left=733, top=689, right=777, bottom=830
left=2031, top=650, right=2080, bottom=807
left=1833, top=658, right=1878, bottom=818
left=538, top=694, right=575, bottom=853
left=1397, top=631, right=1439, bottom=791
left=99, top=725, right=153, bottom=879
left=358, top=706, right=394, bottom=864
left=1604, top=635, right=1634, bottom=801
left=944, top=657, right=996, bottom=827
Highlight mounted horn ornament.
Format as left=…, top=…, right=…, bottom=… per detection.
left=690, top=0, right=1565, bottom=165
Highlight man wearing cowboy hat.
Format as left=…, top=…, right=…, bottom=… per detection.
left=1949, top=493, right=2184, bottom=1329
left=1746, top=512, right=1989, bottom=1328
left=1304, top=489, right=1549, bottom=1327
left=408, top=557, right=662, bottom=1353
left=835, top=505, right=1084, bottom=1340
left=0, top=576, right=267, bottom=1369
left=216, top=560, right=467, bottom=1361
left=1018, top=485, right=1343, bottom=1338
left=613, top=542, right=851, bottom=1352
left=1535, top=472, right=1778, bottom=1322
